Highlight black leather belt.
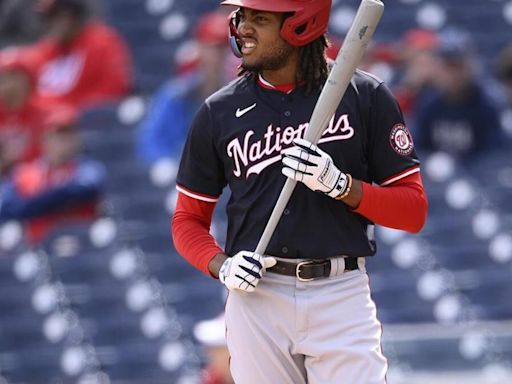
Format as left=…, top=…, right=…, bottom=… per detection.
left=268, top=257, right=359, bottom=282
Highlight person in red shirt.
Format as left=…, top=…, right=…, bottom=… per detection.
left=0, top=105, right=106, bottom=244
left=29, top=0, right=133, bottom=109
left=393, top=29, right=440, bottom=120
left=0, top=48, right=47, bottom=176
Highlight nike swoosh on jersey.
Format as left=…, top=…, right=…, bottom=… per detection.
left=235, top=103, right=257, bottom=118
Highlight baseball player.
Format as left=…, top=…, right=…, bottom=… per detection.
left=172, top=1, right=428, bottom=383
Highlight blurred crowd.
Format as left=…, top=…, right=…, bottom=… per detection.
left=135, top=9, right=512, bottom=170
left=0, top=0, right=130, bottom=245
left=1, top=0, right=511, bottom=381
left=2, top=0, right=511, bottom=246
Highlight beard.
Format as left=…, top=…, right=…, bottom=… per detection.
left=241, top=40, right=295, bottom=72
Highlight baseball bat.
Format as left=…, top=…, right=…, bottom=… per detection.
left=254, top=0, right=385, bottom=256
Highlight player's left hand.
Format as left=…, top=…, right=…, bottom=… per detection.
left=282, top=138, right=349, bottom=199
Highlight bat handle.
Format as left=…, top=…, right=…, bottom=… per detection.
left=254, top=178, right=297, bottom=255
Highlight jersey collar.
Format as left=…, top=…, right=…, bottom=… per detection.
left=257, top=74, right=296, bottom=94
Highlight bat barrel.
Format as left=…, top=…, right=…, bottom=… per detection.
left=308, top=0, right=385, bottom=143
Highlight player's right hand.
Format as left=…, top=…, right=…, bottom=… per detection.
left=219, top=251, right=277, bottom=293
left=282, top=138, right=349, bottom=199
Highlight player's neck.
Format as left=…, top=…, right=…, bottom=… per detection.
left=259, top=64, right=299, bottom=92
left=260, top=71, right=295, bottom=85
left=260, top=57, right=298, bottom=86
left=257, top=74, right=296, bottom=94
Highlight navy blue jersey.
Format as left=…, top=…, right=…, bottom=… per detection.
left=176, top=70, right=419, bottom=260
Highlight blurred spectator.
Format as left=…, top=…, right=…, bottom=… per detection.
left=194, top=314, right=233, bottom=384
left=137, top=11, right=233, bottom=167
left=28, top=0, right=133, bottom=110
left=0, top=0, right=40, bottom=46
left=413, top=28, right=502, bottom=156
left=325, top=36, right=341, bottom=62
left=362, top=42, right=400, bottom=85
left=496, top=44, right=512, bottom=107
left=0, top=105, right=106, bottom=244
left=0, top=48, right=48, bottom=176
left=325, top=37, right=399, bottom=85
left=393, top=29, right=440, bottom=120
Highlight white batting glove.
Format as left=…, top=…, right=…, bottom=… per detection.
left=282, top=138, right=349, bottom=199
left=219, top=251, right=277, bottom=293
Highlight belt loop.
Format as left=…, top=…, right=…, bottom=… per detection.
left=329, top=258, right=347, bottom=277
left=342, top=257, right=347, bottom=274
left=329, top=258, right=338, bottom=278
left=357, top=257, right=366, bottom=272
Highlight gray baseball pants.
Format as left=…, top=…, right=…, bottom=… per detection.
left=225, top=257, right=388, bottom=384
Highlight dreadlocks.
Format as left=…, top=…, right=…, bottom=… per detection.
left=296, top=35, right=329, bottom=94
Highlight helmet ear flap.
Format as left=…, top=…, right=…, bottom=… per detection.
left=280, top=5, right=331, bottom=46
left=228, top=9, right=243, bottom=58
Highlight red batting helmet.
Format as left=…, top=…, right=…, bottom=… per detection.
left=221, top=0, right=332, bottom=56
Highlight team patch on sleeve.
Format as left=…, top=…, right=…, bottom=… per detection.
left=389, top=123, right=414, bottom=156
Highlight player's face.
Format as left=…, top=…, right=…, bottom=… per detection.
left=237, top=8, right=297, bottom=74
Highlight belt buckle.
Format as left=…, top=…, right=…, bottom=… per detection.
left=296, top=261, right=315, bottom=282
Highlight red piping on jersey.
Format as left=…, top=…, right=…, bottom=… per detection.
left=172, top=192, right=223, bottom=276
left=354, top=169, right=428, bottom=233
left=176, top=183, right=219, bottom=203
left=171, top=169, right=428, bottom=275
left=257, top=74, right=297, bottom=94
left=380, top=166, right=420, bottom=186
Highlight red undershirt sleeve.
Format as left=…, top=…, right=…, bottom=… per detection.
left=171, top=192, right=223, bottom=277
left=353, top=170, right=428, bottom=233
